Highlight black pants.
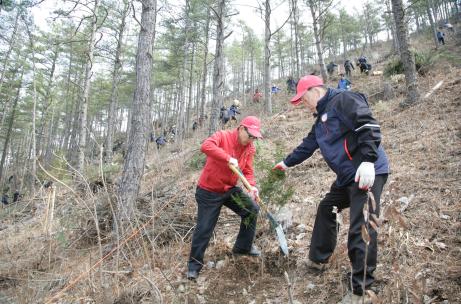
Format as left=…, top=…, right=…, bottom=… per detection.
left=308, top=175, right=388, bottom=295
left=438, top=37, right=445, bottom=45
left=188, top=186, right=260, bottom=272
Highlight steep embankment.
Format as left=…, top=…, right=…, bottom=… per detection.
left=0, top=31, right=460, bottom=303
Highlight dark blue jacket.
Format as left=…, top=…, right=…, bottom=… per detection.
left=229, top=105, right=240, bottom=117
left=156, top=136, right=166, bottom=145
left=283, top=88, right=389, bottom=187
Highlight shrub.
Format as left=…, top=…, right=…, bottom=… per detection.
left=383, top=51, right=435, bottom=77
left=254, top=143, right=294, bottom=208
left=188, top=150, right=206, bottom=170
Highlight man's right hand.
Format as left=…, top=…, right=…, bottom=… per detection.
left=272, top=161, right=288, bottom=172
left=229, top=157, right=238, bottom=167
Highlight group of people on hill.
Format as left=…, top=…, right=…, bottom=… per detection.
left=327, top=56, right=371, bottom=79
left=186, top=72, right=390, bottom=303
left=2, top=190, right=21, bottom=206
left=220, top=100, right=241, bottom=127
left=326, top=56, right=374, bottom=91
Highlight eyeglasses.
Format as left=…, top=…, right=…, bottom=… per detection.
left=244, top=127, right=257, bottom=140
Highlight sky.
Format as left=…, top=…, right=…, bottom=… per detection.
left=231, top=0, right=366, bottom=36
left=31, top=0, right=368, bottom=38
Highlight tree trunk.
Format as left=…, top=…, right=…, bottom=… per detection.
left=0, top=8, right=20, bottom=94
left=105, top=0, right=129, bottom=163
left=208, top=0, right=226, bottom=136
left=426, top=1, right=439, bottom=49
left=77, top=0, right=99, bottom=174
left=59, top=42, right=75, bottom=151
left=0, top=71, right=23, bottom=183
left=37, top=45, right=59, bottom=161
left=391, top=0, right=420, bottom=107
left=263, top=0, right=272, bottom=114
left=291, top=0, right=300, bottom=78
left=199, top=6, right=210, bottom=126
left=186, top=41, right=195, bottom=134
left=27, top=24, right=37, bottom=196
left=117, top=0, right=157, bottom=221
left=308, top=0, right=328, bottom=80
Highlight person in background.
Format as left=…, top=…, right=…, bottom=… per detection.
left=13, top=190, right=20, bottom=203
left=271, top=85, right=281, bottom=94
left=155, top=135, right=166, bottom=150
left=286, top=76, right=297, bottom=94
left=229, top=100, right=241, bottom=122
left=273, top=75, right=389, bottom=303
left=337, top=73, right=352, bottom=90
left=2, top=193, right=8, bottom=206
left=192, top=121, right=198, bottom=131
left=187, top=116, right=263, bottom=281
left=220, top=106, right=230, bottom=127
left=437, top=29, right=445, bottom=45
left=252, top=89, right=263, bottom=103
left=344, top=59, right=355, bottom=79
left=326, top=62, right=338, bottom=76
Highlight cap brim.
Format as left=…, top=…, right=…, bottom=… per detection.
left=247, top=128, right=263, bottom=139
left=290, top=90, right=306, bottom=105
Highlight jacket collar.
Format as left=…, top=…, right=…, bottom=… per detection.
left=315, top=88, right=343, bottom=116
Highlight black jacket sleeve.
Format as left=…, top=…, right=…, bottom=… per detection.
left=335, top=92, right=381, bottom=163
left=283, top=124, right=319, bottom=167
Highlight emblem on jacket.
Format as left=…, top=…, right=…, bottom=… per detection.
left=321, top=113, right=328, bottom=122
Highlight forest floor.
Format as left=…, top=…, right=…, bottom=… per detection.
left=0, top=27, right=460, bottom=304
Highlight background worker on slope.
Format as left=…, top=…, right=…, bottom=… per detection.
left=273, top=75, right=389, bottom=303
left=187, top=116, right=263, bottom=280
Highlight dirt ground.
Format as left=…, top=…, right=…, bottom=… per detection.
left=0, top=28, right=460, bottom=304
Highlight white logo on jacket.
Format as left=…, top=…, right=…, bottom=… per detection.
left=321, top=113, right=328, bottom=122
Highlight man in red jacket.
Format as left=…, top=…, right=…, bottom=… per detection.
left=187, top=116, right=263, bottom=280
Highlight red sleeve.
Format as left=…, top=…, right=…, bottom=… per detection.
left=201, top=131, right=231, bottom=162
left=241, top=145, right=256, bottom=186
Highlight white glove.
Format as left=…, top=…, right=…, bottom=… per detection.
left=354, top=162, right=375, bottom=190
left=249, top=186, right=259, bottom=201
left=229, top=157, right=238, bottom=167
left=273, top=161, right=288, bottom=171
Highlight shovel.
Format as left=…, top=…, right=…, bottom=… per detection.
left=229, top=164, right=289, bottom=256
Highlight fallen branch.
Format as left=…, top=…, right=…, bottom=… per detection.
left=423, top=80, right=444, bottom=99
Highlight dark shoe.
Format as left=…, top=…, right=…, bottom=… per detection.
left=187, top=270, right=199, bottom=280
left=232, top=245, right=261, bottom=257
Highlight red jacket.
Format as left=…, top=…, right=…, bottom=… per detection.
left=198, top=129, right=256, bottom=193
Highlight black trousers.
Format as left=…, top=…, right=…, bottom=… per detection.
left=308, top=175, right=388, bottom=295
left=188, top=186, right=260, bottom=272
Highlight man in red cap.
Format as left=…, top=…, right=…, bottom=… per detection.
left=187, top=116, right=263, bottom=280
left=273, top=75, right=389, bottom=303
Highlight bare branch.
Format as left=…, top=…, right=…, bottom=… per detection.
left=131, top=1, right=143, bottom=28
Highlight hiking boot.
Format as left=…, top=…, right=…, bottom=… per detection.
left=340, top=292, right=372, bottom=304
left=232, top=245, right=261, bottom=257
left=306, top=259, right=327, bottom=272
left=186, top=270, right=199, bottom=280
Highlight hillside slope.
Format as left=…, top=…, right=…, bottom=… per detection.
left=0, top=30, right=460, bottom=304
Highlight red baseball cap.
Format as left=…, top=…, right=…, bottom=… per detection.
left=290, top=75, right=324, bottom=105
left=240, top=116, right=263, bottom=138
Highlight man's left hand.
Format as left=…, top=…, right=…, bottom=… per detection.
left=354, top=162, right=375, bottom=190
left=249, top=186, right=259, bottom=202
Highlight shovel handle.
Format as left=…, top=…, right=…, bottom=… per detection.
left=229, top=164, right=261, bottom=203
